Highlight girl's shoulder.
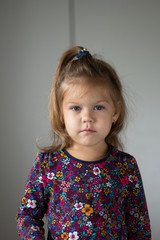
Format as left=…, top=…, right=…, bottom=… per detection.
left=36, top=150, right=58, bottom=159
left=111, top=145, right=134, bottom=157
left=112, top=146, right=135, bottom=161
left=35, top=150, right=63, bottom=163
left=32, top=150, right=64, bottom=172
left=111, top=145, right=138, bottom=168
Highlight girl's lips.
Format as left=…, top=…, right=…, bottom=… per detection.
left=81, top=129, right=96, bottom=133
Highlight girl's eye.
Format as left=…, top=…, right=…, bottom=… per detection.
left=72, top=106, right=81, bottom=111
left=94, top=105, right=104, bottom=110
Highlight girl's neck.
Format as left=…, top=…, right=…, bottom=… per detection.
left=66, top=144, right=109, bottom=162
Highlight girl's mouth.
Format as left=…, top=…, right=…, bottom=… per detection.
left=81, top=129, right=96, bottom=133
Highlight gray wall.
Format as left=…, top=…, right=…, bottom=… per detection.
left=1, top=0, right=160, bottom=239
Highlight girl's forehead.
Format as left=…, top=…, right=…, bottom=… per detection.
left=63, top=82, right=112, bottom=102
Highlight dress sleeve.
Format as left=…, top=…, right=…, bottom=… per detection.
left=16, top=152, right=49, bottom=240
left=125, top=157, right=151, bottom=239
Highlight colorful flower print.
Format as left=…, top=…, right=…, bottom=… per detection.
left=74, top=202, right=83, bottom=210
left=82, top=204, right=94, bottom=216
left=17, top=146, right=151, bottom=239
left=27, top=199, right=36, bottom=208
left=68, top=231, right=79, bottom=240
left=93, top=166, right=101, bottom=175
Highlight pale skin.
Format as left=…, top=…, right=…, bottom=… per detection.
left=62, top=78, right=120, bottom=162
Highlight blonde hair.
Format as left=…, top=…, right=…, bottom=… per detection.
left=42, top=46, right=127, bottom=152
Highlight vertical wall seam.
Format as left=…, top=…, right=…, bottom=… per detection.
left=69, top=0, right=76, bottom=46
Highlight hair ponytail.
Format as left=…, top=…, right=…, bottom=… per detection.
left=54, top=46, right=84, bottom=81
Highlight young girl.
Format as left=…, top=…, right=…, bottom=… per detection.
left=17, top=46, right=151, bottom=239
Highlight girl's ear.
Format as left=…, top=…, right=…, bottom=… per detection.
left=112, top=101, right=121, bottom=123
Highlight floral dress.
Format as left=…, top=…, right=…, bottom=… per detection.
left=17, top=145, right=151, bottom=239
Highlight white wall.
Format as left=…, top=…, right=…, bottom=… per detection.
left=0, top=1, right=70, bottom=239
left=0, top=0, right=159, bottom=239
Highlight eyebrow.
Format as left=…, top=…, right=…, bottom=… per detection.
left=95, top=100, right=109, bottom=104
left=65, top=100, right=109, bottom=105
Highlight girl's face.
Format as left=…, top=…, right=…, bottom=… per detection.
left=62, top=78, right=120, bottom=152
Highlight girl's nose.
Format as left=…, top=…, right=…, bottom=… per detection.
left=82, top=110, right=94, bottom=123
